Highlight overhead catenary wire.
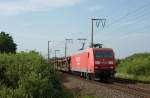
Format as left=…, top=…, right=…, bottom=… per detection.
left=100, top=1, right=150, bottom=37
left=107, top=8, right=150, bottom=34
left=107, top=1, right=150, bottom=28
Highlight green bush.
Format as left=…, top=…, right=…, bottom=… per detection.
left=116, top=53, right=150, bottom=77
left=0, top=51, right=70, bottom=98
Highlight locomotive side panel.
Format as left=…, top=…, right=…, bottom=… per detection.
left=70, top=52, right=88, bottom=72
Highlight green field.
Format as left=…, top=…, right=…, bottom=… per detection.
left=116, top=53, right=150, bottom=81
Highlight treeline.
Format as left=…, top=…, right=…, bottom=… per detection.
left=116, top=53, right=150, bottom=81
left=0, top=32, right=17, bottom=53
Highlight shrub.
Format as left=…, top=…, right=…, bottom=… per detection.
left=0, top=51, right=69, bottom=98
left=116, top=53, right=150, bottom=77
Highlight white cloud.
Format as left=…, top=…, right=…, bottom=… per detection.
left=88, top=5, right=102, bottom=11
left=0, top=0, right=81, bottom=15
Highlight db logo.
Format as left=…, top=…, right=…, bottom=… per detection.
left=76, top=57, right=80, bottom=65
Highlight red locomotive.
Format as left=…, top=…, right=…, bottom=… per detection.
left=55, top=47, right=116, bottom=80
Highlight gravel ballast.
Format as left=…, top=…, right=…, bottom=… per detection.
left=63, top=74, right=147, bottom=98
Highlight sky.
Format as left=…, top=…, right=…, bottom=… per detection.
left=0, top=0, right=150, bottom=58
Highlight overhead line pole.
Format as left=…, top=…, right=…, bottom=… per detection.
left=91, top=19, right=94, bottom=48
left=54, top=50, right=60, bottom=69
left=65, top=39, right=67, bottom=57
left=48, top=41, right=52, bottom=62
left=65, top=39, right=73, bottom=57
left=55, top=50, right=60, bottom=59
left=91, top=18, right=106, bottom=48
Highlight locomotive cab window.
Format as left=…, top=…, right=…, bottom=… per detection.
left=95, top=51, right=113, bottom=58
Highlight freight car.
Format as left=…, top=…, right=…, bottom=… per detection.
left=55, top=47, right=116, bottom=80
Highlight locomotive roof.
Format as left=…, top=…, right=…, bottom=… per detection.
left=87, top=48, right=113, bottom=51
left=70, top=48, right=114, bottom=56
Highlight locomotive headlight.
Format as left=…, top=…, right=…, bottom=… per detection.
left=95, top=61, right=100, bottom=64
left=108, top=61, right=113, bottom=64
left=110, top=66, right=114, bottom=69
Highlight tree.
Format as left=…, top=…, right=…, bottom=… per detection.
left=0, top=31, right=17, bottom=53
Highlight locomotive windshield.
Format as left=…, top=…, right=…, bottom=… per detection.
left=95, top=51, right=113, bottom=58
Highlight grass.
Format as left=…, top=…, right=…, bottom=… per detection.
left=115, top=73, right=150, bottom=82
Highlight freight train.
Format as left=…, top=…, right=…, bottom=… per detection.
left=54, top=47, right=116, bottom=80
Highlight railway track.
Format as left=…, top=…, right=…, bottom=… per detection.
left=63, top=72, right=150, bottom=98
left=111, top=77, right=150, bottom=98
left=103, top=81, right=150, bottom=98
